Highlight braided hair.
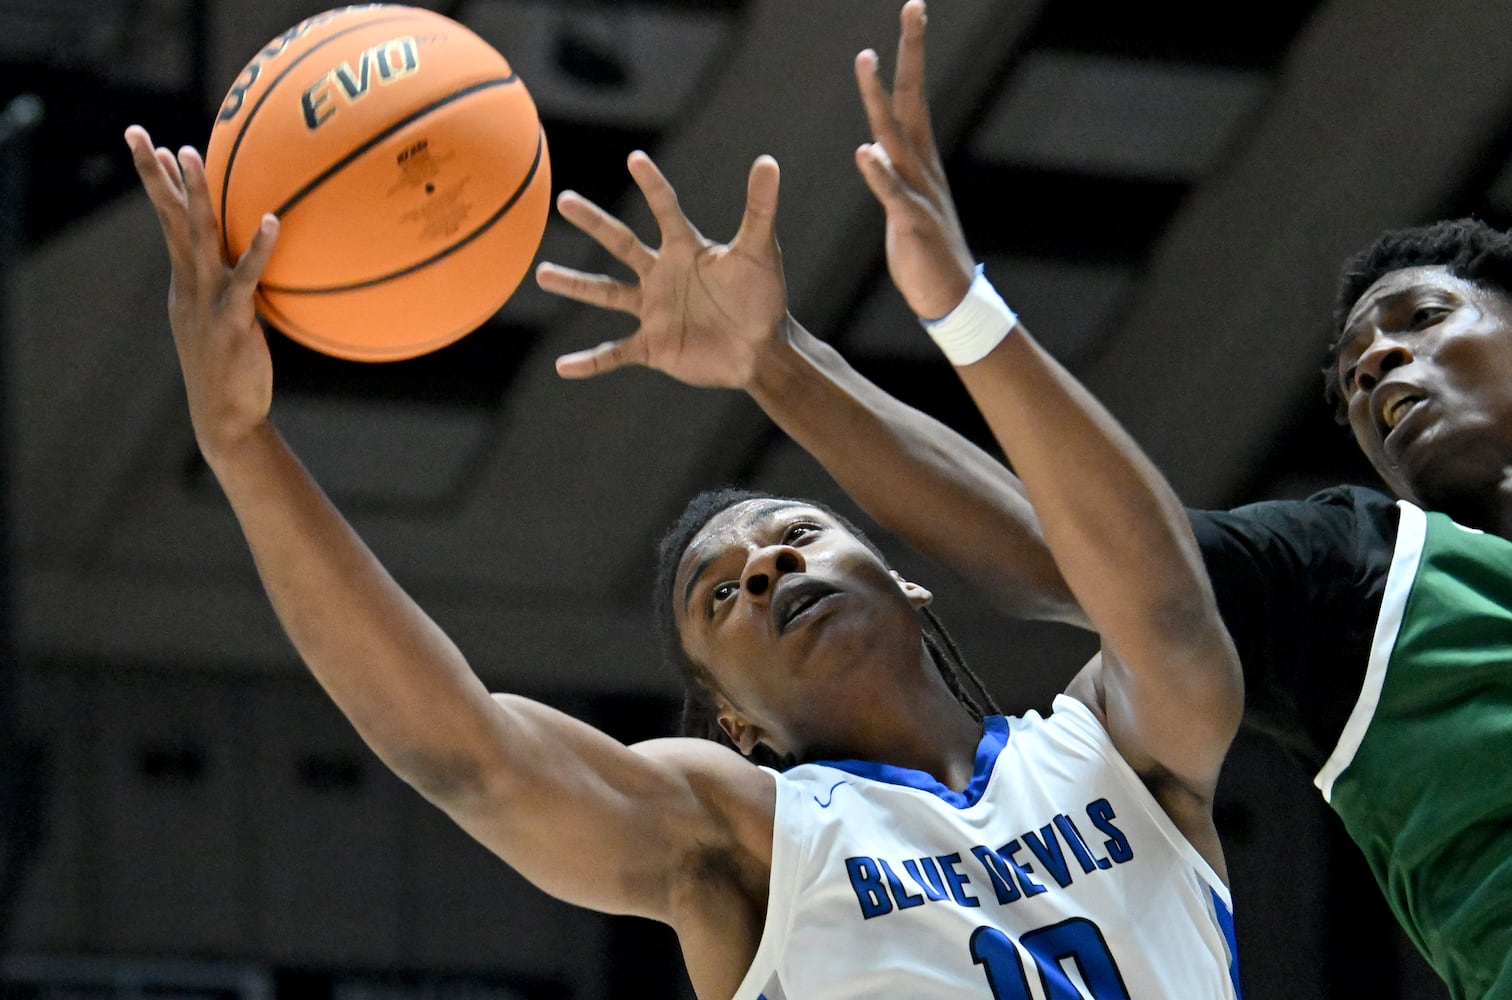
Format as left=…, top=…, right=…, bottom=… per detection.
left=654, top=487, right=1000, bottom=770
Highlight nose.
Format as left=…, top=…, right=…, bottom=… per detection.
left=741, top=545, right=804, bottom=600
left=1354, top=333, right=1414, bottom=393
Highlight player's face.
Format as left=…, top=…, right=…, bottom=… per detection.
left=1333, top=266, right=1512, bottom=511
left=672, top=499, right=929, bottom=757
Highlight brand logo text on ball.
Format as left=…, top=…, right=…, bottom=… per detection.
left=301, top=36, right=422, bottom=130
left=217, top=5, right=383, bottom=123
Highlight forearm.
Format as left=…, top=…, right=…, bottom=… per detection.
left=204, top=424, right=766, bottom=926
left=936, top=279, right=1239, bottom=791
left=206, top=422, right=504, bottom=798
left=746, top=317, right=1083, bottom=625
left=954, top=327, right=1221, bottom=666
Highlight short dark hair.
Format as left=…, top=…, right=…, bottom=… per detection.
left=1322, top=217, right=1512, bottom=419
left=655, top=487, right=1000, bottom=769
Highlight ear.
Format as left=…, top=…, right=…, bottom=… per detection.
left=890, top=569, right=933, bottom=608
left=716, top=703, right=765, bottom=756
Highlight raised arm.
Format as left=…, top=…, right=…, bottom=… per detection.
left=123, top=127, right=772, bottom=932
left=750, top=321, right=1081, bottom=625
left=536, top=155, right=1082, bottom=626
left=854, top=1, right=1241, bottom=806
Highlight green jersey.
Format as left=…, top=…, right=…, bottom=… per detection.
left=1192, top=488, right=1512, bottom=999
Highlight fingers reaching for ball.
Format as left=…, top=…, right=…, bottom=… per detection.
left=848, top=1, right=976, bottom=322
left=552, top=189, right=658, bottom=277
left=170, top=145, right=278, bottom=294
left=540, top=150, right=791, bottom=392
left=125, top=126, right=193, bottom=272
left=625, top=151, right=704, bottom=249
left=535, top=261, right=641, bottom=316
left=732, top=155, right=781, bottom=256
left=127, top=127, right=280, bottom=299
left=554, top=336, right=650, bottom=380
left=231, top=214, right=282, bottom=302
left=177, top=146, right=229, bottom=286
left=125, top=124, right=278, bottom=462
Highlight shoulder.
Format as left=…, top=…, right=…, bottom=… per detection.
left=1190, top=483, right=1394, bottom=532
left=632, top=736, right=777, bottom=802
left=1187, top=484, right=1398, bottom=568
left=633, top=737, right=777, bottom=859
left=1292, top=484, right=1400, bottom=530
left=633, top=736, right=777, bottom=787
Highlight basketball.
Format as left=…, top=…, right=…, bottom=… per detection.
left=205, top=4, right=550, bottom=361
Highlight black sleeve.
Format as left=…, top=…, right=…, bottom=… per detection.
left=1187, top=485, right=1400, bottom=772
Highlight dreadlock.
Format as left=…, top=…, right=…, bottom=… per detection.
left=653, top=487, right=1001, bottom=770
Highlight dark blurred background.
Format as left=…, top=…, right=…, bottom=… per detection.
left=8, top=0, right=1512, bottom=997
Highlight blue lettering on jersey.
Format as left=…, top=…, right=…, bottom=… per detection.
left=845, top=857, right=893, bottom=919
left=903, top=857, right=950, bottom=901
left=1023, top=824, right=1074, bottom=888
left=879, top=860, right=925, bottom=910
left=1087, top=798, right=1133, bottom=863
left=970, top=845, right=1023, bottom=904
left=1054, top=813, right=1106, bottom=873
left=842, top=799, right=1136, bottom=920
left=1000, top=839, right=1049, bottom=897
left=941, top=852, right=981, bottom=907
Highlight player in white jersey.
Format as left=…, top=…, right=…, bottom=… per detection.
left=127, top=2, right=1242, bottom=996
left=740, top=695, right=1238, bottom=998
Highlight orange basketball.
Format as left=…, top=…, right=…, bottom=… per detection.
left=205, top=4, right=549, bottom=361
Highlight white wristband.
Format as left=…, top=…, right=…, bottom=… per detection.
left=919, top=265, right=1018, bottom=366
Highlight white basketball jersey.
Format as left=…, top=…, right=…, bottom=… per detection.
left=733, top=695, right=1241, bottom=1000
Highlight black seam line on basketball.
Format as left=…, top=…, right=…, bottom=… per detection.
left=260, top=125, right=543, bottom=295
left=268, top=75, right=517, bottom=222
left=257, top=287, right=459, bottom=360
left=254, top=291, right=322, bottom=344
left=258, top=288, right=472, bottom=360
left=218, top=12, right=422, bottom=262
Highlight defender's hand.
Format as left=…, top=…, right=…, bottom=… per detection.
left=537, top=151, right=789, bottom=391
left=853, top=0, right=976, bottom=321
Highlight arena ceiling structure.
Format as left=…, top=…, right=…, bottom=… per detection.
left=18, top=0, right=1512, bottom=699
left=5, top=1, right=1512, bottom=996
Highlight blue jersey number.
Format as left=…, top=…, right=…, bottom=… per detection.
left=970, top=918, right=1131, bottom=999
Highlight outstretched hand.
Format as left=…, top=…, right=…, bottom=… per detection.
left=853, top=0, right=975, bottom=321
left=536, top=151, right=789, bottom=390
left=125, top=125, right=280, bottom=463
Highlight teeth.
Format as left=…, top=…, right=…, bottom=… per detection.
left=1384, top=397, right=1417, bottom=430
left=780, top=590, right=827, bottom=631
left=785, top=594, right=817, bottom=626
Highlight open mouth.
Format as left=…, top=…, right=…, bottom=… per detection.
left=1382, top=394, right=1421, bottom=432
left=774, top=579, right=840, bottom=635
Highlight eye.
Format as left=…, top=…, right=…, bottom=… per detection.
left=1339, top=361, right=1359, bottom=396
left=712, top=581, right=739, bottom=604
left=1410, top=305, right=1447, bottom=328
left=784, top=521, right=821, bottom=544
